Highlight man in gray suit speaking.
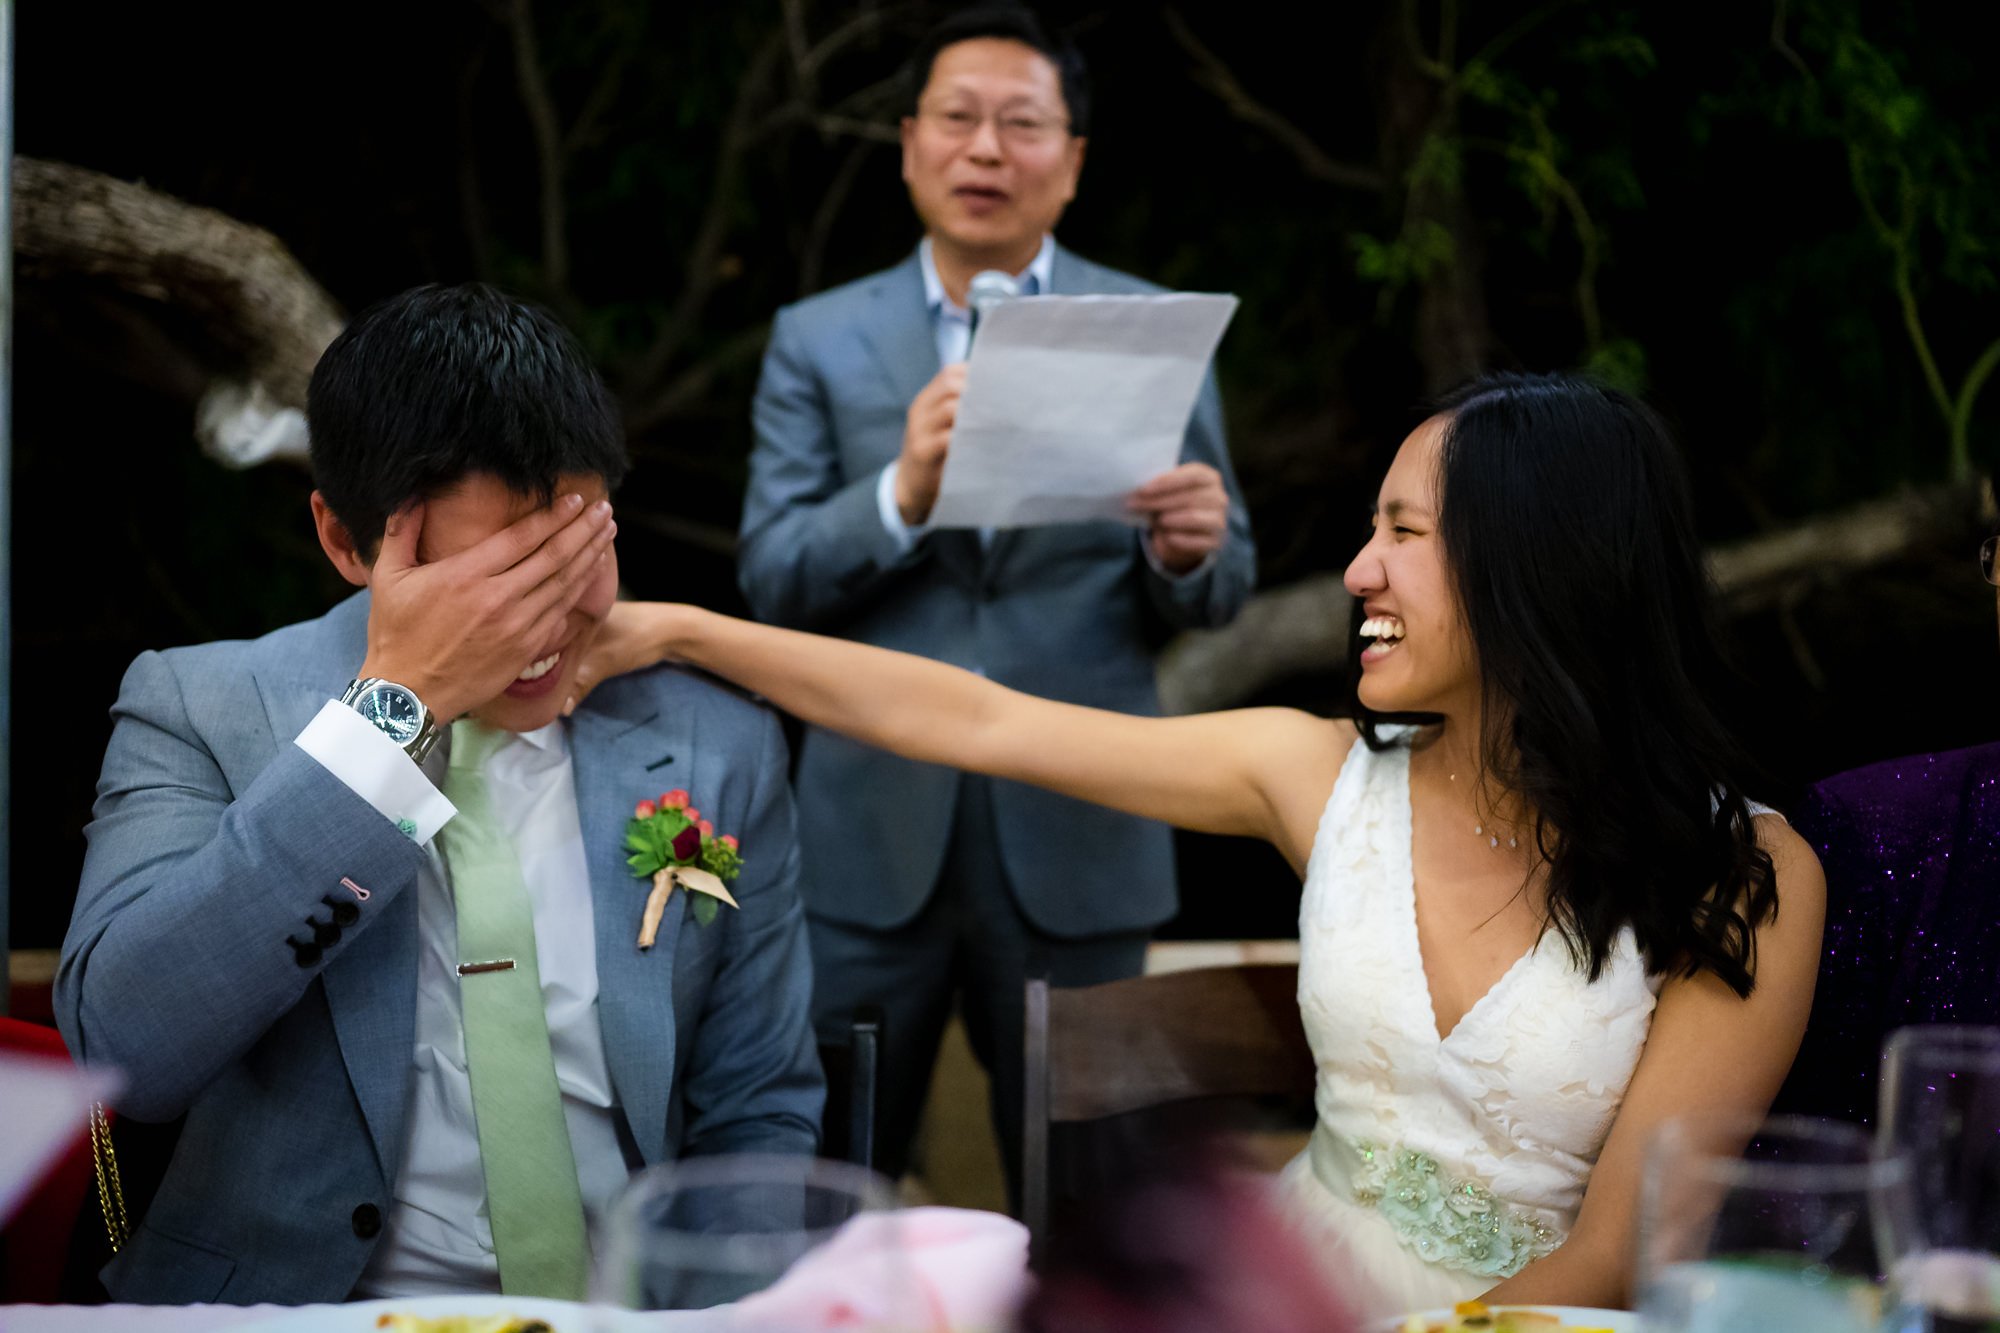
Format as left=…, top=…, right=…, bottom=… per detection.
left=738, top=4, right=1255, bottom=1196
left=57, top=285, right=822, bottom=1304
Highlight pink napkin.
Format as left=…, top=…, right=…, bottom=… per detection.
left=729, top=1205, right=1031, bottom=1331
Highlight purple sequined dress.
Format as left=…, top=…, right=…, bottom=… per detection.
left=1772, top=741, right=2000, bottom=1125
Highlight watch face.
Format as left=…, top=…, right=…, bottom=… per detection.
left=357, top=685, right=422, bottom=743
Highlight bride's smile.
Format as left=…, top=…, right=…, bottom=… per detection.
left=1344, top=415, right=1480, bottom=719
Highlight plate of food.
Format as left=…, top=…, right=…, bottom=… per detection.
left=1381, top=1299, right=1642, bottom=1333
left=225, top=1294, right=672, bottom=1333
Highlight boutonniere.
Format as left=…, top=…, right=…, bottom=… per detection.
left=625, top=789, right=743, bottom=948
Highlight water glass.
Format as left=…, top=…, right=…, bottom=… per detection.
left=1637, top=1112, right=1916, bottom=1333
left=591, top=1153, right=914, bottom=1329
left=1879, top=1025, right=2000, bottom=1330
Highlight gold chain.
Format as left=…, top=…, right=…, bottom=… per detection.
left=88, top=1101, right=130, bottom=1254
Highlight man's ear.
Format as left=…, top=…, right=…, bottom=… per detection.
left=311, top=491, right=373, bottom=587
left=1061, top=135, right=1087, bottom=205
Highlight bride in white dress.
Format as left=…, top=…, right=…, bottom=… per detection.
left=571, top=372, right=1825, bottom=1317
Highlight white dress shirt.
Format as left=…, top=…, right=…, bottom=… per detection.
left=296, top=702, right=635, bottom=1297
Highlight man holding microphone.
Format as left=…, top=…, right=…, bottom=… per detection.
left=738, top=2, right=1255, bottom=1198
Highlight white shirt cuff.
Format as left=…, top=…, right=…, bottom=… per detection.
left=876, top=462, right=930, bottom=554
left=295, top=700, right=456, bottom=844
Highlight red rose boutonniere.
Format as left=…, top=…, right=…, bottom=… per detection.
left=625, top=788, right=743, bottom=948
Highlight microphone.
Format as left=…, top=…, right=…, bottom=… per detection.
left=967, top=269, right=1021, bottom=346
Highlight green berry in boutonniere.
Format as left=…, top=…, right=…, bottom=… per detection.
left=625, top=789, right=742, bottom=947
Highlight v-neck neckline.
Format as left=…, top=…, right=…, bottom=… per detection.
left=1392, top=746, right=1542, bottom=1046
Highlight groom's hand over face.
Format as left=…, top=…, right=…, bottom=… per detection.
left=359, top=493, right=616, bottom=724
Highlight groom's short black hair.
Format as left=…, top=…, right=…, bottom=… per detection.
left=307, top=282, right=627, bottom=554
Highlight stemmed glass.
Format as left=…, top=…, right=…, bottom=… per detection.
left=1878, top=1025, right=2000, bottom=1331
left=1636, top=1112, right=1916, bottom=1333
left=590, top=1153, right=919, bottom=1330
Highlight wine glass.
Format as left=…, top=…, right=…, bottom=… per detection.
left=590, top=1153, right=920, bottom=1330
left=1878, top=1025, right=2000, bottom=1331
left=1637, top=1112, right=1917, bottom=1333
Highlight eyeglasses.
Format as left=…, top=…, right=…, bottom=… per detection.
left=1983, top=534, right=1999, bottom=586
left=918, top=104, right=1070, bottom=148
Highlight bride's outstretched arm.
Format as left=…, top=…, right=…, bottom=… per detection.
left=569, top=602, right=1348, bottom=869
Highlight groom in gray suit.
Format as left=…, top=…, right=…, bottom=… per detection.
left=57, top=284, right=822, bottom=1304
left=739, top=5, right=1255, bottom=1195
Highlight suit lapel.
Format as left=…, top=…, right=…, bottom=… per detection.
left=568, top=676, right=697, bottom=1161
left=855, top=253, right=940, bottom=413
left=1047, top=241, right=1107, bottom=295
left=251, top=592, right=420, bottom=1181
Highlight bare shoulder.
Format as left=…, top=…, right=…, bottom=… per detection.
left=1753, top=811, right=1827, bottom=919
left=1322, top=714, right=1363, bottom=766
left=1228, top=708, right=1358, bottom=774
left=1228, top=710, right=1360, bottom=873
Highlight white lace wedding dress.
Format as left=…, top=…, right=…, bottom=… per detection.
left=1274, top=731, right=1663, bottom=1319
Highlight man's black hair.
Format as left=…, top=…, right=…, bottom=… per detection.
left=904, top=4, right=1091, bottom=137
left=307, top=282, right=627, bottom=554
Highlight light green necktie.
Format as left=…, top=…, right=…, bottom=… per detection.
left=437, top=719, right=591, bottom=1298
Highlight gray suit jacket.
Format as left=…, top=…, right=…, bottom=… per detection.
left=739, top=244, right=1255, bottom=937
left=55, top=592, right=823, bottom=1305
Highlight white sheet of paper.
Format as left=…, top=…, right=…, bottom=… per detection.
left=0, top=1051, right=121, bottom=1225
left=928, top=292, right=1239, bottom=529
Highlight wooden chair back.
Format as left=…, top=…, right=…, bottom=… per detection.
left=817, top=1004, right=884, bottom=1172
left=1021, top=963, right=1313, bottom=1253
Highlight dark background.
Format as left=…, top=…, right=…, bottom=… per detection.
left=11, top=0, right=1998, bottom=947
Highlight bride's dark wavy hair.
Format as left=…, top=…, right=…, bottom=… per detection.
left=1354, top=371, right=1778, bottom=997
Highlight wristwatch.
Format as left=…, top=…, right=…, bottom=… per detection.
left=339, top=677, right=441, bottom=764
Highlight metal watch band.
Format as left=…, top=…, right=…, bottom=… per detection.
left=339, top=677, right=441, bottom=765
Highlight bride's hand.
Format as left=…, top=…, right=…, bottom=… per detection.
left=563, top=601, right=687, bottom=715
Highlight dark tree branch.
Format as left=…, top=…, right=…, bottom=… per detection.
left=800, top=137, right=880, bottom=297
left=807, top=113, right=902, bottom=144
left=12, top=158, right=343, bottom=407
left=622, top=32, right=788, bottom=401
left=827, top=67, right=914, bottom=123
left=759, top=101, right=903, bottom=145
left=502, top=0, right=574, bottom=306
left=782, top=0, right=815, bottom=103
left=1399, top=0, right=1455, bottom=84
left=563, top=18, right=638, bottom=156
left=623, top=7, right=911, bottom=416
left=12, top=157, right=346, bottom=467
left=456, top=40, right=499, bottom=281
left=1165, top=10, right=1385, bottom=194
left=1463, top=131, right=1603, bottom=350
left=1768, top=0, right=1815, bottom=84
left=625, top=322, right=774, bottom=436
left=1156, top=478, right=1995, bottom=711
left=799, top=5, right=907, bottom=82
left=1460, top=0, right=1585, bottom=88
